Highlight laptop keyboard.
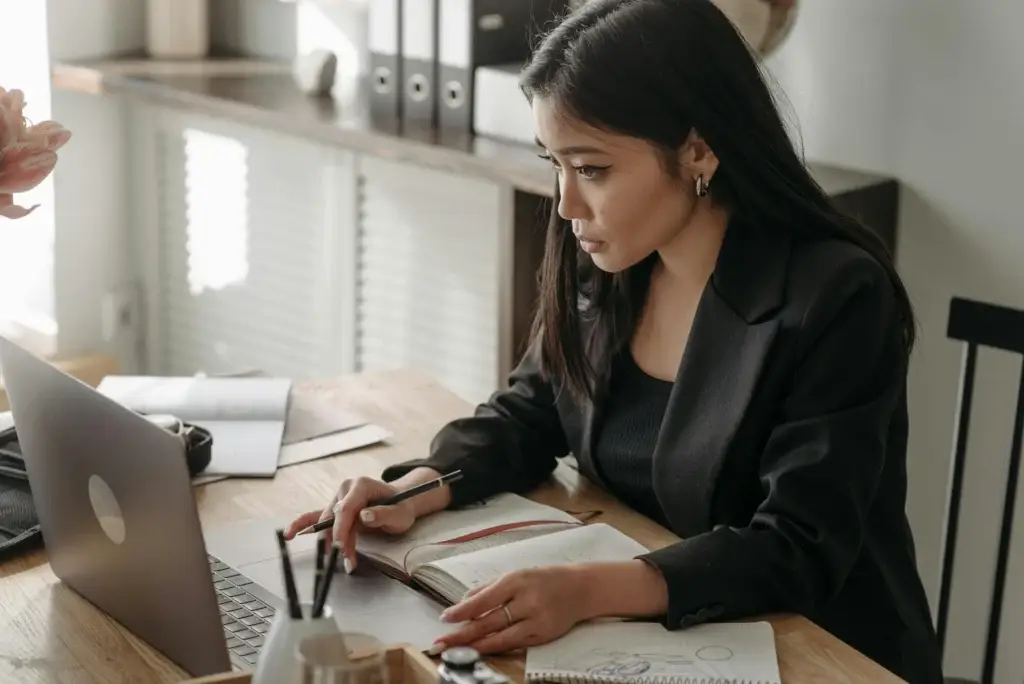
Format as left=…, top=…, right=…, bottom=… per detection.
left=208, top=554, right=277, bottom=668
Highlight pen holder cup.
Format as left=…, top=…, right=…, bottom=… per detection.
left=251, top=603, right=340, bottom=684
left=297, top=632, right=390, bottom=684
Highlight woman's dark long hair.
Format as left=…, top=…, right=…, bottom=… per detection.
left=520, top=0, right=915, bottom=400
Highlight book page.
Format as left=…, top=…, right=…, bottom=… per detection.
left=526, top=621, right=781, bottom=684
left=403, top=522, right=576, bottom=570
left=355, top=492, right=581, bottom=571
left=420, top=523, right=649, bottom=593
left=204, top=371, right=366, bottom=443
left=97, top=375, right=292, bottom=421
left=97, top=375, right=292, bottom=477
left=199, top=420, right=285, bottom=476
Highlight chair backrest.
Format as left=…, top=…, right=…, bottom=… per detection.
left=939, top=296, right=1024, bottom=684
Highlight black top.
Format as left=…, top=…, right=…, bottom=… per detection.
left=383, top=217, right=944, bottom=684
left=591, top=350, right=673, bottom=527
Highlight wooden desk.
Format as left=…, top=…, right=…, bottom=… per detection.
left=0, top=369, right=905, bottom=683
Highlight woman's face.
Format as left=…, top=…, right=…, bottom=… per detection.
left=532, top=96, right=704, bottom=273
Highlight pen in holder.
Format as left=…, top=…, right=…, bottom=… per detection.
left=252, top=530, right=342, bottom=684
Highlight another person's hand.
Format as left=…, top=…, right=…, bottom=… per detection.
left=284, top=476, right=416, bottom=573
left=433, top=565, right=594, bottom=654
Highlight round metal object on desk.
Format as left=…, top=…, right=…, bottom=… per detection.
left=440, top=646, right=481, bottom=671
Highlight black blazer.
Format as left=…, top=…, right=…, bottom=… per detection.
left=382, top=218, right=943, bottom=684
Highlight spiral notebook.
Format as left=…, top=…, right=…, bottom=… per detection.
left=525, top=620, right=781, bottom=684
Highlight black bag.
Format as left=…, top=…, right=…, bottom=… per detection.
left=0, top=418, right=214, bottom=561
left=0, top=425, right=42, bottom=559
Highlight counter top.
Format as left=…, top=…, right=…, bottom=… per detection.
left=52, top=55, right=895, bottom=199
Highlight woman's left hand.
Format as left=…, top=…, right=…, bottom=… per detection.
left=435, top=565, right=594, bottom=654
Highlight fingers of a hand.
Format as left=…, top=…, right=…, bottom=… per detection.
left=284, top=509, right=324, bottom=539
left=437, top=602, right=515, bottom=648
left=470, top=620, right=540, bottom=655
left=333, top=477, right=383, bottom=567
left=342, top=522, right=359, bottom=574
left=303, top=499, right=335, bottom=541
left=332, top=498, right=357, bottom=562
left=325, top=480, right=355, bottom=519
left=316, top=505, right=333, bottom=525
left=441, top=576, right=516, bottom=623
left=318, top=480, right=353, bottom=538
left=359, top=503, right=407, bottom=533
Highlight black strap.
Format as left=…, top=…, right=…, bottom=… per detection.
left=0, top=426, right=39, bottom=559
left=183, top=422, right=213, bottom=476
left=0, top=524, right=42, bottom=560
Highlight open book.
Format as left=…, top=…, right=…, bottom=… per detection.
left=355, top=492, right=650, bottom=605
left=525, top=620, right=781, bottom=684
left=97, top=374, right=292, bottom=477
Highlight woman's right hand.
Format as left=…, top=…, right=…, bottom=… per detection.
left=284, top=476, right=417, bottom=573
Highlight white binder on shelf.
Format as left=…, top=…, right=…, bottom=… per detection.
left=473, top=62, right=536, bottom=146
left=439, top=0, right=570, bottom=134
left=400, top=0, right=440, bottom=131
left=368, top=0, right=403, bottom=123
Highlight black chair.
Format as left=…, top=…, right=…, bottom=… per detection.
left=938, top=296, right=1024, bottom=684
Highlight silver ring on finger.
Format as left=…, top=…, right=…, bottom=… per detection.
left=501, top=603, right=514, bottom=627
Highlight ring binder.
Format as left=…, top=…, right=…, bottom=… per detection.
left=368, top=0, right=403, bottom=123
left=438, top=0, right=571, bottom=134
left=401, top=0, right=440, bottom=130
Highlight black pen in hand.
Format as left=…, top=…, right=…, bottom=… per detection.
left=296, top=469, right=463, bottom=536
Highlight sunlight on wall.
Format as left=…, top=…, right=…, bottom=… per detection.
left=182, top=128, right=250, bottom=295
left=0, top=0, right=57, bottom=353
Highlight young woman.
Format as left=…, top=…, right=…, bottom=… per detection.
left=287, top=0, right=942, bottom=680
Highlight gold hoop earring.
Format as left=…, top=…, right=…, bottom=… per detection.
left=695, top=174, right=709, bottom=198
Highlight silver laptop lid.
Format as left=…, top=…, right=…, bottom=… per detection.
left=0, top=338, right=231, bottom=676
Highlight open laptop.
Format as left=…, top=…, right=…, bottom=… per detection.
left=0, top=337, right=448, bottom=678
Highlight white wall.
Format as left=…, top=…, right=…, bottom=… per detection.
left=47, top=0, right=144, bottom=366
left=767, top=1, right=1024, bottom=680
left=212, top=0, right=369, bottom=100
